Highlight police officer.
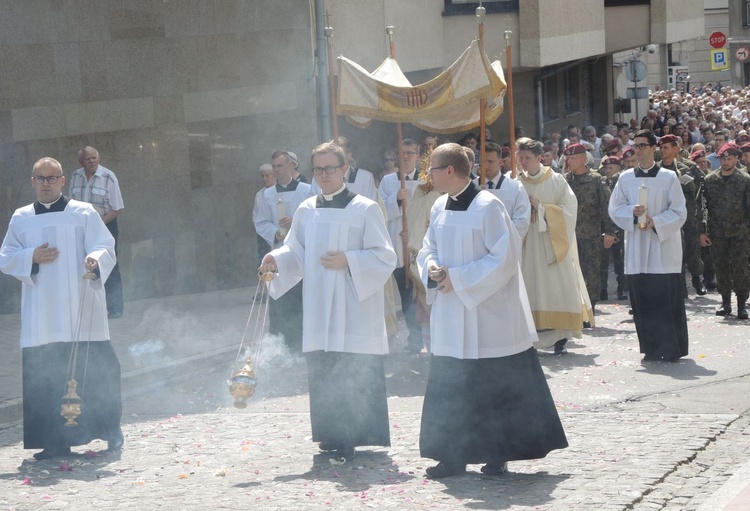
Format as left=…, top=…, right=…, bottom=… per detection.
left=699, top=142, right=750, bottom=319
left=563, top=143, right=617, bottom=310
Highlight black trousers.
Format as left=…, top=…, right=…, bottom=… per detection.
left=393, top=267, right=422, bottom=350
left=105, top=218, right=124, bottom=315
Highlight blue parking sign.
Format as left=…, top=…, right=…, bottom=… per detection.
left=711, top=49, right=729, bottom=70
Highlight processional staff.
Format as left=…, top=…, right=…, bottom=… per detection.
left=504, top=28, right=517, bottom=178
left=387, top=24, right=410, bottom=289
left=477, top=4, right=487, bottom=187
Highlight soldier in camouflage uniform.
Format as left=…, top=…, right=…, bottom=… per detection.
left=690, top=148, right=716, bottom=290
left=599, top=156, right=627, bottom=300
left=699, top=142, right=750, bottom=319
left=563, top=143, right=617, bottom=310
left=658, top=135, right=706, bottom=296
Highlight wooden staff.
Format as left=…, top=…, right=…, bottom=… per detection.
left=324, top=11, right=339, bottom=140
left=387, top=25, right=410, bottom=289
left=477, top=5, right=487, bottom=186
left=504, top=29, right=516, bottom=178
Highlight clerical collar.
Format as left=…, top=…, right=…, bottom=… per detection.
left=34, top=195, right=69, bottom=215
left=276, top=179, right=299, bottom=192
left=635, top=163, right=660, bottom=178
left=322, top=184, right=348, bottom=201
left=39, top=194, right=63, bottom=209
left=449, top=180, right=472, bottom=201
left=526, top=167, right=546, bottom=180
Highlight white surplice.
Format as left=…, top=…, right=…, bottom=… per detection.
left=416, top=191, right=538, bottom=359
left=268, top=195, right=397, bottom=355
left=473, top=174, right=531, bottom=238
left=378, top=172, right=421, bottom=267
left=0, top=200, right=116, bottom=348
left=253, top=182, right=312, bottom=247
left=310, top=167, right=377, bottom=201
left=608, top=168, right=686, bottom=274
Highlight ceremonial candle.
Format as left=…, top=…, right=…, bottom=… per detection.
left=276, top=197, right=287, bottom=236
left=638, top=184, right=648, bottom=229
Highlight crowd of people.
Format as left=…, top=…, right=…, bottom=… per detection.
left=3, top=84, right=750, bottom=476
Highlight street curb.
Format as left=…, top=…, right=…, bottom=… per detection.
left=697, top=459, right=750, bottom=511
left=0, top=343, right=242, bottom=426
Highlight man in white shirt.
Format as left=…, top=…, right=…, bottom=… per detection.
left=69, top=147, right=125, bottom=319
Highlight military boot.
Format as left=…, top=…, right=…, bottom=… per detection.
left=716, top=296, right=732, bottom=316
left=692, top=275, right=707, bottom=296
left=737, top=295, right=749, bottom=320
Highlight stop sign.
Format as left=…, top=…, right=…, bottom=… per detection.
left=710, top=31, right=727, bottom=49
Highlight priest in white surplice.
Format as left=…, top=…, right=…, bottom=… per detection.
left=0, top=157, right=123, bottom=461
left=517, top=139, right=593, bottom=355
left=609, top=129, right=688, bottom=361
left=253, top=150, right=312, bottom=353
left=416, top=143, right=567, bottom=479
left=474, top=141, right=531, bottom=238
left=260, top=142, right=396, bottom=463
left=378, top=139, right=423, bottom=352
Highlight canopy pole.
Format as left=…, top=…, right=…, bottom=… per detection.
left=477, top=5, right=487, bottom=186
left=504, top=29, right=516, bottom=178
left=324, top=12, right=339, bottom=141
left=387, top=24, right=410, bottom=289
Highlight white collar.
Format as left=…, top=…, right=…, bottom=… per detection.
left=449, top=180, right=472, bottom=201
left=39, top=194, right=63, bottom=208
left=322, top=184, right=348, bottom=201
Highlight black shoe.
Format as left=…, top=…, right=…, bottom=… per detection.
left=692, top=276, right=707, bottom=296
left=705, top=279, right=717, bottom=291
left=425, top=461, right=466, bottom=479
left=481, top=461, right=508, bottom=475
left=107, top=428, right=125, bottom=451
left=318, top=442, right=337, bottom=452
left=617, top=289, right=628, bottom=300
left=583, top=321, right=591, bottom=329
left=642, top=353, right=660, bottom=361
left=738, top=306, right=749, bottom=320
left=553, top=339, right=568, bottom=355
left=33, top=446, right=72, bottom=460
left=599, top=290, right=608, bottom=301
left=333, top=446, right=355, bottom=463
left=108, top=311, right=122, bottom=319
left=716, top=302, right=732, bottom=316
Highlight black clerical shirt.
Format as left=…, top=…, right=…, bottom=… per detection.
left=316, top=189, right=357, bottom=209
left=446, top=181, right=480, bottom=212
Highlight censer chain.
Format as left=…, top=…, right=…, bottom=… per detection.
left=230, top=279, right=270, bottom=381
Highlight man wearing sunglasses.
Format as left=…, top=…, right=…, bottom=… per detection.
left=1, top=157, right=122, bottom=461
left=609, top=129, right=688, bottom=362
left=260, top=142, right=396, bottom=464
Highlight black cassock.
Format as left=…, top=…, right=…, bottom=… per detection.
left=420, top=183, right=568, bottom=465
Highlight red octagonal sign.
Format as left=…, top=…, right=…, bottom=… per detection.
left=710, top=31, right=727, bottom=49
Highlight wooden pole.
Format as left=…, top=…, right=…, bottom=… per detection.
left=504, top=29, right=516, bottom=178
left=477, top=5, right=487, bottom=186
left=387, top=25, right=410, bottom=289
left=324, top=12, right=339, bottom=141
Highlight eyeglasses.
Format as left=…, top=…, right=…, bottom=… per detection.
left=427, top=165, right=449, bottom=173
left=633, top=143, right=653, bottom=150
left=312, top=165, right=341, bottom=175
left=32, top=175, right=62, bottom=184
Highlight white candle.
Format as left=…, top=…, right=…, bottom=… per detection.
left=638, top=184, right=648, bottom=229
left=276, top=197, right=287, bottom=236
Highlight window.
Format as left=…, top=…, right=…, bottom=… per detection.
left=604, top=0, right=649, bottom=6
left=744, top=0, right=750, bottom=27
left=542, top=76, right=558, bottom=122
left=563, top=69, right=580, bottom=115
left=443, top=0, right=518, bottom=16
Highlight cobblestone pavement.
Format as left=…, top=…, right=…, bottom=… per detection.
left=0, top=407, right=742, bottom=511
left=1, top=283, right=750, bottom=509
